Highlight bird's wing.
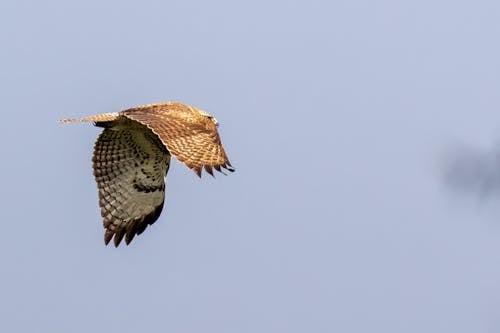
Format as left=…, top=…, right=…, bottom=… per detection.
left=92, top=121, right=171, bottom=246
left=58, top=112, right=120, bottom=124
left=121, top=103, right=234, bottom=177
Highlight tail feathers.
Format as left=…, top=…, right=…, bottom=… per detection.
left=58, top=112, right=120, bottom=124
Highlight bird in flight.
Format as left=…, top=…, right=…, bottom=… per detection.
left=60, top=102, right=234, bottom=247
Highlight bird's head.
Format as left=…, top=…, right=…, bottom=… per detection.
left=197, top=109, right=219, bottom=127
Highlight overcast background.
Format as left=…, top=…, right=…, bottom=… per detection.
left=2, top=0, right=500, bottom=332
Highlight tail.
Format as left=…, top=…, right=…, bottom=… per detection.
left=58, top=112, right=120, bottom=124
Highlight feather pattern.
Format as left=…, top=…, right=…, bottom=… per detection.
left=60, top=102, right=234, bottom=246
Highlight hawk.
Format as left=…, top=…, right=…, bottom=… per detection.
left=60, top=102, right=234, bottom=247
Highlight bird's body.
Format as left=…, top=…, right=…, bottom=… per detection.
left=60, top=102, right=234, bottom=246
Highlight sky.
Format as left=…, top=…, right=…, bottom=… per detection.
left=2, top=0, right=500, bottom=332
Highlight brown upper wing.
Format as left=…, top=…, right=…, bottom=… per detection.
left=121, top=102, right=234, bottom=177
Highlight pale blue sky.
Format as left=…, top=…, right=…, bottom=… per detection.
left=2, top=0, right=500, bottom=332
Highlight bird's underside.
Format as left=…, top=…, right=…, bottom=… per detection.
left=60, top=102, right=234, bottom=246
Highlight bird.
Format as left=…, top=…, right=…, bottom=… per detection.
left=59, top=101, right=234, bottom=247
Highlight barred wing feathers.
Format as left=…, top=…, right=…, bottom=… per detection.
left=59, top=101, right=234, bottom=247
left=122, top=102, right=234, bottom=177
left=92, top=122, right=171, bottom=246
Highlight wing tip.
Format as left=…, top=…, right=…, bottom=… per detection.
left=226, top=163, right=235, bottom=173
left=103, top=202, right=165, bottom=247
left=204, top=165, right=215, bottom=177
left=221, top=162, right=235, bottom=175
left=193, top=163, right=235, bottom=177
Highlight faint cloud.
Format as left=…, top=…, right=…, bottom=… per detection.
left=441, top=142, right=500, bottom=199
